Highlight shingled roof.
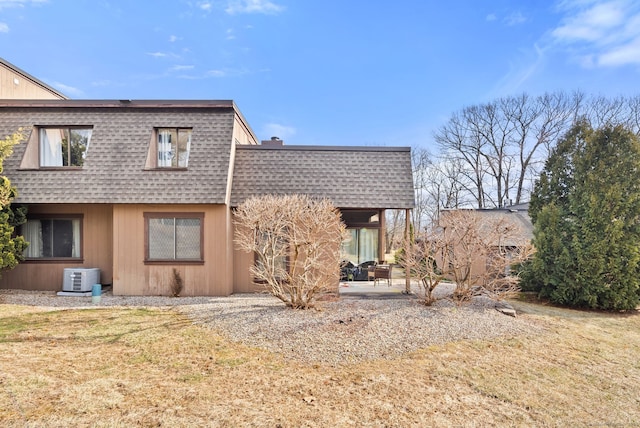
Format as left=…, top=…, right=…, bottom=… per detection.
left=231, top=145, right=415, bottom=209
left=0, top=100, right=247, bottom=204
left=0, top=100, right=415, bottom=209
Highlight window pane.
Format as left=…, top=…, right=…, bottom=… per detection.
left=175, top=218, right=201, bottom=259
left=157, top=129, right=176, bottom=167
left=359, top=228, right=378, bottom=263
left=341, top=229, right=358, bottom=264
left=148, top=218, right=175, bottom=259
left=40, top=128, right=91, bottom=167
left=51, top=219, right=74, bottom=257
left=157, top=128, right=191, bottom=168
left=340, top=228, right=378, bottom=265
left=40, top=129, right=64, bottom=166
left=66, top=129, right=91, bottom=166
left=23, top=218, right=80, bottom=258
left=177, top=129, right=191, bottom=167
left=40, top=219, right=53, bottom=257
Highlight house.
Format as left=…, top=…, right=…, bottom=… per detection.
left=0, top=99, right=414, bottom=296
left=437, top=204, right=533, bottom=282
left=0, top=58, right=67, bottom=100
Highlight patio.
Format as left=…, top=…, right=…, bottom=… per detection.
left=338, top=277, right=418, bottom=299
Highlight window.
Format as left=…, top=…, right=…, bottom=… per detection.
left=157, top=128, right=191, bottom=168
left=145, top=213, right=203, bottom=262
left=39, top=127, right=92, bottom=167
left=341, top=228, right=379, bottom=265
left=340, top=210, right=381, bottom=264
left=22, top=216, right=82, bottom=259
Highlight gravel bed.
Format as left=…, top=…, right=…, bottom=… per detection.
left=0, top=286, right=542, bottom=366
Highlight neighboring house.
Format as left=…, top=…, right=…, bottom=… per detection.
left=438, top=204, right=533, bottom=281
left=0, top=99, right=414, bottom=296
left=0, top=58, right=67, bottom=100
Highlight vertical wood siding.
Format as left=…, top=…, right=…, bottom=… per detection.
left=112, top=204, right=233, bottom=296
left=0, top=64, right=65, bottom=99
left=0, top=204, right=113, bottom=291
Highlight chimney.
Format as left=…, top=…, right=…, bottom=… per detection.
left=261, top=136, right=284, bottom=147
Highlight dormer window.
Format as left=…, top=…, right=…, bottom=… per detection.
left=39, top=127, right=92, bottom=167
left=157, top=128, right=191, bottom=168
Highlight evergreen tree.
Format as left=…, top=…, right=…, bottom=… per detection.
left=524, top=122, right=640, bottom=310
left=0, top=131, right=27, bottom=275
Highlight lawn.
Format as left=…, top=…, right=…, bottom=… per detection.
left=1, top=299, right=639, bottom=427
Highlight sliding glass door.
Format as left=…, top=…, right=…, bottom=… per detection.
left=341, top=227, right=379, bottom=265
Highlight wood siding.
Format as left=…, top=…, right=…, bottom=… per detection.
left=230, top=211, right=342, bottom=295
left=112, top=204, right=233, bottom=296
left=0, top=63, right=65, bottom=99
left=232, top=246, right=263, bottom=293
left=0, top=204, right=113, bottom=291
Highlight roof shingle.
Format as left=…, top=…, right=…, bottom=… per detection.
left=231, top=145, right=415, bottom=209
left=0, top=102, right=239, bottom=204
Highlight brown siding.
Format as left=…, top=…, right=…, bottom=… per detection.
left=230, top=211, right=342, bottom=295
left=0, top=64, right=65, bottom=100
left=232, top=246, right=263, bottom=293
left=0, top=204, right=113, bottom=291
left=112, top=204, right=233, bottom=296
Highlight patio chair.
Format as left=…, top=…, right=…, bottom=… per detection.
left=373, top=265, right=392, bottom=287
left=367, top=265, right=376, bottom=282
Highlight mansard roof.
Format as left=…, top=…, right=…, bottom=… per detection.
left=231, top=145, right=415, bottom=209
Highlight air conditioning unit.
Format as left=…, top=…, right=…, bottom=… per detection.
left=62, top=268, right=101, bottom=292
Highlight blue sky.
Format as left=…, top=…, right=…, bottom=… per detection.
left=1, top=0, right=639, bottom=149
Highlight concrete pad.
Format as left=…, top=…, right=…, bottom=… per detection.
left=56, top=291, right=93, bottom=297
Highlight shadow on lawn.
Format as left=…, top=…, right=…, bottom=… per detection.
left=0, top=307, right=193, bottom=345
left=510, top=293, right=640, bottom=319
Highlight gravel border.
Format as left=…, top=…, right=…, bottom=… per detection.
left=0, top=285, right=543, bottom=365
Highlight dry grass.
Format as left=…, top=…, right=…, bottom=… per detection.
left=1, top=300, right=639, bottom=427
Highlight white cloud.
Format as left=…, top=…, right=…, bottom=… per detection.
left=169, top=35, right=179, bottom=42
left=550, top=0, right=640, bottom=67
left=225, top=0, right=284, bottom=15
left=505, top=11, right=526, bottom=26
left=0, top=22, right=8, bottom=32
left=0, top=0, right=47, bottom=10
left=491, top=43, right=547, bottom=96
left=170, top=65, right=195, bottom=71
left=552, top=1, right=625, bottom=41
left=598, top=38, right=640, bottom=65
left=486, top=13, right=497, bottom=22
left=199, top=1, right=212, bottom=12
left=52, top=82, right=83, bottom=97
left=147, top=52, right=180, bottom=60
left=226, top=28, right=235, bottom=40
left=207, top=69, right=227, bottom=77
left=262, top=123, right=296, bottom=140
left=175, top=66, right=267, bottom=80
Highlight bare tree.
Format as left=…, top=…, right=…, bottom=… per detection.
left=434, top=91, right=581, bottom=209
left=627, top=95, right=640, bottom=134
left=410, top=146, right=432, bottom=234
left=234, top=194, right=347, bottom=309
left=435, top=111, right=489, bottom=208
left=436, top=210, right=533, bottom=304
left=419, top=156, right=473, bottom=227
left=401, top=209, right=532, bottom=306
left=384, top=209, right=405, bottom=254
left=399, top=227, right=447, bottom=305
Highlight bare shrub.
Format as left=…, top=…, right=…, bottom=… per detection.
left=171, top=268, right=184, bottom=297
left=413, top=210, right=533, bottom=305
left=400, top=229, right=447, bottom=306
left=234, top=194, right=346, bottom=309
